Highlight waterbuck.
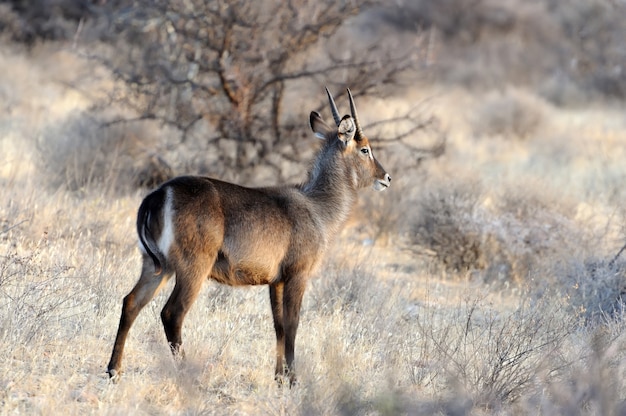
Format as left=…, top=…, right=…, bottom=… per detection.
left=107, top=88, right=391, bottom=383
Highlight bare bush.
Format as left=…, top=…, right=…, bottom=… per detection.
left=415, top=296, right=576, bottom=409
left=552, top=258, right=626, bottom=325
left=89, top=0, right=428, bottom=179
left=381, top=0, right=626, bottom=102
left=409, top=180, right=485, bottom=273
left=408, top=178, right=584, bottom=284
left=37, top=111, right=171, bottom=191
left=521, top=316, right=626, bottom=415
left=0, top=0, right=97, bottom=44
left=307, top=264, right=383, bottom=316
left=0, top=244, right=89, bottom=344
left=472, top=89, right=545, bottom=139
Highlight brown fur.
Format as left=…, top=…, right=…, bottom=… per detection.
left=107, top=88, right=391, bottom=384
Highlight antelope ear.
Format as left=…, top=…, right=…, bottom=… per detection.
left=337, top=115, right=356, bottom=144
left=310, top=111, right=333, bottom=140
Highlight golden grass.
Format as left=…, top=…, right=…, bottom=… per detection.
left=1, top=41, right=625, bottom=415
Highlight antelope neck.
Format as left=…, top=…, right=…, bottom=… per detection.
left=300, top=143, right=358, bottom=233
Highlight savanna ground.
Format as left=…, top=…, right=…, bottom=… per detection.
left=1, top=1, right=626, bottom=415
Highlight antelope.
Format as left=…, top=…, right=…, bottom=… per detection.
left=107, top=88, right=391, bottom=384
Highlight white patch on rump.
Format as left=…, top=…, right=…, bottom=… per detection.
left=157, top=187, right=175, bottom=257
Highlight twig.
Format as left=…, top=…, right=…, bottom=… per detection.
left=608, top=241, right=626, bottom=268
left=72, top=17, right=84, bottom=50
left=1, top=220, right=28, bottom=235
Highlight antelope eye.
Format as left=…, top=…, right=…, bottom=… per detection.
left=360, top=147, right=369, bottom=155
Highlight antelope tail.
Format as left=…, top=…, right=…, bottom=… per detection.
left=137, top=191, right=167, bottom=276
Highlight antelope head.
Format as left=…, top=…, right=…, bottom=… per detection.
left=310, top=88, right=391, bottom=191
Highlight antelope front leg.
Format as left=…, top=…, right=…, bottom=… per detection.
left=283, top=278, right=306, bottom=385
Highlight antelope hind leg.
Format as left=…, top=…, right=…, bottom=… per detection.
left=108, top=257, right=171, bottom=378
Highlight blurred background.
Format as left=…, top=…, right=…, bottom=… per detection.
left=2, top=0, right=624, bottom=184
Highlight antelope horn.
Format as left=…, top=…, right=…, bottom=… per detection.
left=325, top=86, right=341, bottom=127
left=347, top=88, right=363, bottom=138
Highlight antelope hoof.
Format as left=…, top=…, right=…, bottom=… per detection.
left=275, top=373, right=298, bottom=388
left=107, top=368, right=121, bottom=381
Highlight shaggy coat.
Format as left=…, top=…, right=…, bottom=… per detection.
left=107, top=88, right=391, bottom=383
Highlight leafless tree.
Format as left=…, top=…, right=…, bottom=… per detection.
left=95, top=0, right=440, bottom=175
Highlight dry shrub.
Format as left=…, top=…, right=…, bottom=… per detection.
left=0, top=0, right=106, bottom=44
left=355, top=184, right=406, bottom=247
left=550, top=258, right=626, bottom=325
left=0, top=244, right=89, bottom=344
left=382, top=0, right=626, bottom=102
left=408, top=178, right=583, bottom=284
left=414, top=295, right=576, bottom=410
left=519, top=316, right=626, bottom=415
left=37, top=112, right=172, bottom=192
left=408, top=174, right=625, bottom=321
left=472, top=89, right=545, bottom=139
left=480, top=186, right=583, bottom=284
left=307, top=263, right=387, bottom=317
left=409, top=181, right=485, bottom=273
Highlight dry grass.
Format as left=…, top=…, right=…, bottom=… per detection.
left=471, top=89, right=546, bottom=140
left=1, top=8, right=626, bottom=415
